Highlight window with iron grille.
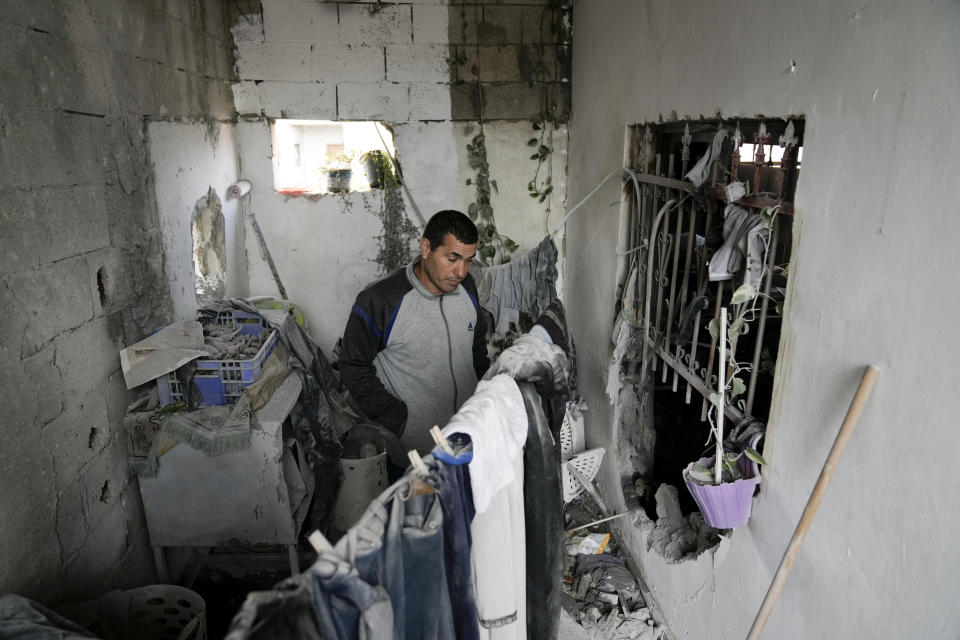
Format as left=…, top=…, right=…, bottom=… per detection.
left=615, top=118, right=803, bottom=515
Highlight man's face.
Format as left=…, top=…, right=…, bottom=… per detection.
left=417, top=233, right=477, bottom=294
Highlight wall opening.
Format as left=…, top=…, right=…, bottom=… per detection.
left=192, top=187, right=227, bottom=303
left=614, top=118, right=803, bottom=533
left=272, top=120, right=396, bottom=195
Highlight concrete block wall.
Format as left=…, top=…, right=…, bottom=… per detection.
left=0, top=0, right=235, bottom=603
left=232, top=0, right=571, bottom=122
left=230, top=0, right=571, bottom=353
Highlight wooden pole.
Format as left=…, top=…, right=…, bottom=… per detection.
left=746, top=364, right=880, bottom=640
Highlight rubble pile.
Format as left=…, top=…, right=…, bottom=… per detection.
left=562, top=500, right=669, bottom=640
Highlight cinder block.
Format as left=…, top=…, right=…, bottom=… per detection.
left=386, top=44, right=449, bottom=82
left=548, top=81, right=570, bottom=122
left=54, top=316, right=123, bottom=400
left=0, top=0, right=64, bottom=33
left=312, top=44, right=385, bottom=83
left=231, top=12, right=265, bottom=44
left=0, top=22, right=38, bottom=107
left=21, top=345, right=64, bottom=426
left=261, top=81, right=337, bottom=119
left=237, top=41, right=315, bottom=82
left=41, top=386, right=110, bottom=485
left=448, top=5, right=479, bottom=45
left=6, top=256, right=93, bottom=354
left=477, top=45, right=521, bottom=82
left=63, top=500, right=126, bottom=602
left=338, top=81, right=409, bottom=121
left=518, top=43, right=556, bottom=83
left=520, top=5, right=557, bottom=44
left=263, top=0, right=338, bottom=43
left=476, top=82, right=543, bottom=120
left=409, top=83, right=451, bottom=121
left=338, top=3, right=412, bottom=46
left=450, top=81, right=480, bottom=121
left=479, top=6, right=522, bottom=44
left=412, top=5, right=447, bottom=44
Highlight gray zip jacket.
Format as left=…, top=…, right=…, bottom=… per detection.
left=340, top=258, right=490, bottom=453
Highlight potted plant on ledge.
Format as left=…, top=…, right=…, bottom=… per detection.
left=323, top=150, right=355, bottom=193
left=683, top=285, right=768, bottom=529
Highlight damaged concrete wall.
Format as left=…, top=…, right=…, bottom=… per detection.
left=148, top=121, right=243, bottom=321
left=566, top=1, right=960, bottom=638
left=230, top=0, right=569, bottom=354
left=0, top=0, right=235, bottom=602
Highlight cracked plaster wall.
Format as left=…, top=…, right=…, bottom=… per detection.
left=230, top=0, right=570, bottom=354
left=0, top=0, right=235, bottom=603
left=567, top=2, right=960, bottom=638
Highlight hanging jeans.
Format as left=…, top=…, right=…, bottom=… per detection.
left=336, top=472, right=456, bottom=640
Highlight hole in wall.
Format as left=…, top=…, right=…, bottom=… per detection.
left=88, top=427, right=99, bottom=449
left=611, top=117, right=801, bottom=554
left=99, top=480, right=111, bottom=504
left=192, top=187, right=226, bottom=304
left=96, top=267, right=108, bottom=307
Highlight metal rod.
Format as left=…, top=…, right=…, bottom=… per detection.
left=566, top=512, right=629, bottom=535
left=746, top=219, right=781, bottom=416
left=656, top=345, right=743, bottom=423
left=701, top=281, right=724, bottom=421
left=663, top=195, right=684, bottom=383
left=674, top=201, right=697, bottom=393
left=746, top=365, right=880, bottom=640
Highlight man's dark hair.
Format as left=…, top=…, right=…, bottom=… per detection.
left=422, top=210, right=478, bottom=250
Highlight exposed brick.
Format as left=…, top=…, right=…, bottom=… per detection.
left=41, top=386, right=110, bottom=486
left=479, top=6, right=522, bottom=44
left=338, top=3, right=412, bottom=46
left=5, top=256, right=94, bottom=353
left=412, top=5, right=447, bottom=44
left=450, top=81, right=480, bottom=120
left=263, top=0, right=339, bottom=43
left=386, top=44, right=449, bottom=82
left=313, top=44, right=385, bottom=83
left=338, top=81, right=409, bottom=121
left=409, top=83, right=451, bottom=121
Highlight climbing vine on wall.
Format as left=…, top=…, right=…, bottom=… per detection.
left=368, top=151, right=419, bottom=274
left=465, top=128, right=517, bottom=263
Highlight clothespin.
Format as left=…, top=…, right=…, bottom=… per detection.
left=430, top=425, right=455, bottom=455
left=407, top=449, right=429, bottom=475
left=308, top=530, right=334, bottom=554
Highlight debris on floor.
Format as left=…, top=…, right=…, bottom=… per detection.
left=562, top=498, right=670, bottom=640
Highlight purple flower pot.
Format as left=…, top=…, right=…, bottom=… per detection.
left=683, top=451, right=761, bottom=529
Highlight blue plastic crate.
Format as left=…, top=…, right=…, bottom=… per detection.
left=156, top=311, right=279, bottom=407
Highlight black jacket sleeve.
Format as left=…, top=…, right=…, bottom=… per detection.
left=463, top=274, right=491, bottom=379
left=339, top=286, right=408, bottom=435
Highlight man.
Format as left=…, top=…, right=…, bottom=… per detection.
left=340, top=210, right=490, bottom=454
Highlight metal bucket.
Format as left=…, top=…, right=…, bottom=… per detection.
left=331, top=435, right=388, bottom=532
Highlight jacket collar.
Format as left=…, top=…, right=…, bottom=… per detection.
left=406, top=257, right=462, bottom=300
